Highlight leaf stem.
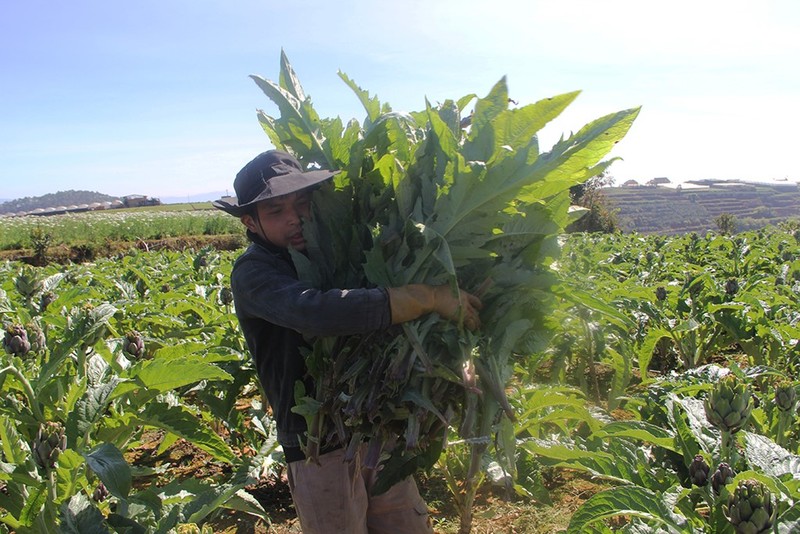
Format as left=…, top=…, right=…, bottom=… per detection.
left=0, top=365, right=44, bottom=422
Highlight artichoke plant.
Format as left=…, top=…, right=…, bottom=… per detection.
left=124, top=330, right=145, bottom=359
left=14, top=268, right=43, bottom=302
left=32, top=422, right=67, bottom=470
left=704, top=375, right=753, bottom=434
left=712, top=462, right=736, bottom=496
left=723, top=479, right=776, bottom=534
left=689, top=455, right=710, bottom=487
left=3, top=323, right=31, bottom=356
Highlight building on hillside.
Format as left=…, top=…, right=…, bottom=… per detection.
left=122, top=195, right=161, bottom=208
left=622, top=179, right=639, bottom=187
left=646, top=177, right=671, bottom=186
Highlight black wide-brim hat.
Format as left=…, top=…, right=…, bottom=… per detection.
left=212, top=150, right=337, bottom=217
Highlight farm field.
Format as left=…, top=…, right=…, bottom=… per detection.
left=1, top=209, right=799, bottom=533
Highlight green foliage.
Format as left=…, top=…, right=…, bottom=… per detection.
left=0, top=249, right=269, bottom=531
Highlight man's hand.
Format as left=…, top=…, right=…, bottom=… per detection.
left=387, top=284, right=483, bottom=330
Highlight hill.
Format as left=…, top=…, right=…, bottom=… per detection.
left=0, top=190, right=120, bottom=215
left=602, top=181, right=800, bottom=234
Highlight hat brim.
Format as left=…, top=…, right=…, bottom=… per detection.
left=212, top=169, right=338, bottom=217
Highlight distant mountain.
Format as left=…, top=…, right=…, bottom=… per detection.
left=0, top=190, right=120, bottom=214
left=160, top=191, right=228, bottom=204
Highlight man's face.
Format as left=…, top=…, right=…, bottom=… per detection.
left=241, top=191, right=312, bottom=249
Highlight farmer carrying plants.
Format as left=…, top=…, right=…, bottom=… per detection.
left=213, top=149, right=482, bottom=534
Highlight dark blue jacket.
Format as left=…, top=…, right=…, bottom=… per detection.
left=230, top=232, right=392, bottom=449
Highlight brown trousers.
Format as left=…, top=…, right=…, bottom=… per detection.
left=286, top=446, right=433, bottom=534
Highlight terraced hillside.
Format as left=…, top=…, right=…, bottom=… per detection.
left=602, top=182, right=800, bottom=234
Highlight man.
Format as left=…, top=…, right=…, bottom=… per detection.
left=213, top=150, right=482, bottom=533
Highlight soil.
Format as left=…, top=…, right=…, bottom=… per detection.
left=0, top=234, right=245, bottom=265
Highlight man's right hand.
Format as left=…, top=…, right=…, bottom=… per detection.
left=387, top=284, right=482, bottom=330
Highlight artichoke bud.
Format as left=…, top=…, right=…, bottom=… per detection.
left=704, top=375, right=753, bottom=433
left=655, top=286, right=667, bottom=302
left=32, top=422, right=66, bottom=469
left=774, top=383, right=797, bottom=413
left=135, top=278, right=148, bottom=298
left=724, top=479, right=776, bottom=534
left=219, top=287, right=234, bottom=306
left=725, top=278, right=739, bottom=297
left=689, top=455, right=710, bottom=487
left=124, top=330, right=145, bottom=359
left=712, top=462, right=736, bottom=495
left=92, top=482, right=109, bottom=502
left=26, top=321, right=47, bottom=353
left=15, top=269, right=43, bottom=300
left=3, top=324, right=31, bottom=356
left=40, top=291, right=56, bottom=312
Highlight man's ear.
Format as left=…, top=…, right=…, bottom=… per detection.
left=240, top=213, right=258, bottom=233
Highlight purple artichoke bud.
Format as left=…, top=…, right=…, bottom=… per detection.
left=124, top=330, right=145, bottom=359
left=712, top=462, right=736, bottom=496
left=40, top=291, right=56, bottom=312
left=219, top=287, right=233, bottom=306
left=92, top=482, right=109, bottom=502
left=32, top=422, right=66, bottom=469
left=655, top=286, right=667, bottom=301
left=689, top=455, right=710, bottom=487
left=725, top=278, right=739, bottom=297
left=3, top=324, right=31, bottom=356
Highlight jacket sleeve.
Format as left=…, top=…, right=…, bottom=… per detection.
left=231, top=251, right=392, bottom=338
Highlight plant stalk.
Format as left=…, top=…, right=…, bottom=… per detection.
left=0, top=365, right=44, bottom=422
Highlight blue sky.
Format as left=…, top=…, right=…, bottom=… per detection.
left=2, top=0, right=798, bottom=201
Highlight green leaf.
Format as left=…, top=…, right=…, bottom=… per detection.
left=596, top=421, right=677, bottom=452
left=490, top=91, right=580, bottom=163
left=138, top=403, right=236, bottom=464
left=55, top=449, right=87, bottom=505
left=19, top=483, right=46, bottom=527
left=279, top=48, right=306, bottom=101
left=129, top=356, right=232, bottom=394
left=84, top=442, right=132, bottom=500
left=567, top=485, right=692, bottom=534
left=777, top=501, right=800, bottom=534
left=742, top=431, right=800, bottom=478
left=0, top=416, right=29, bottom=465
left=519, top=107, right=641, bottom=202
left=338, top=71, right=381, bottom=123
left=59, top=493, right=111, bottom=534
left=66, top=377, right=121, bottom=446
